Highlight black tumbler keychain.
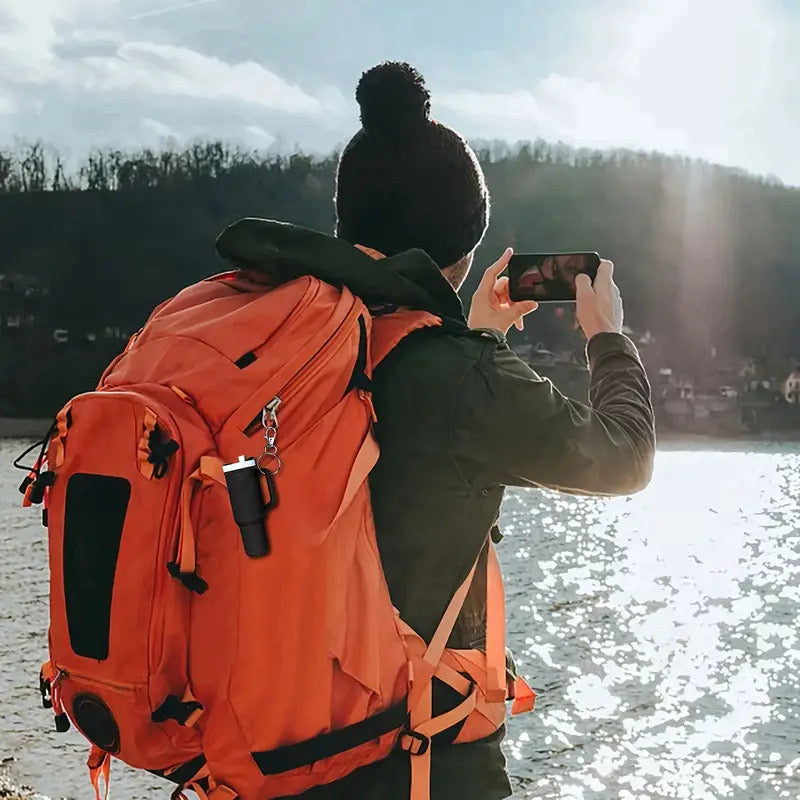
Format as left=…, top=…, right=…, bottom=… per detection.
left=222, top=397, right=281, bottom=558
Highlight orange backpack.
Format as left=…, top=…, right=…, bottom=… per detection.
left=22, top=269, right=534, bottom=800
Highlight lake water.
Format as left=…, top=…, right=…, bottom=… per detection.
left=1, top=439, right=798, bottom=800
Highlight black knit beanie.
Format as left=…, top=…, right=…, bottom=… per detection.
left=335, top=62, right=490, bottom=268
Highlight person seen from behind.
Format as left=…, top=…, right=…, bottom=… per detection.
left=216, top=61, right=655, bottom=800
left=291, top=61, right=655, bottom=799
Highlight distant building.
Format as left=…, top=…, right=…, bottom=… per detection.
left=785, top=371, right=800, bottom=404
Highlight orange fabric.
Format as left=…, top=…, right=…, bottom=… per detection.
left=51, top=403, right=71, bottom=468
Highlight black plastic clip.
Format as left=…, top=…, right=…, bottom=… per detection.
left=39, top=673, right=52, bottom=710
left=151, top=695, right=204, bottom=726
left=28, top=471, right=55, bottom=505
left=399, top=729, right=431, bottom=756
left=149, top=428, right=180, bottom=480
left=166, top=562, right=208, bottom=594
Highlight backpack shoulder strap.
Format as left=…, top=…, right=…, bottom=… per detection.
left=369, top=309, right=442, bottom=368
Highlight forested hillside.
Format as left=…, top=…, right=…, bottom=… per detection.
left=0, top=139, right=798, bottom=416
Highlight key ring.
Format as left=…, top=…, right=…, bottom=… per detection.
left=258, top=451, right=282, bottom=476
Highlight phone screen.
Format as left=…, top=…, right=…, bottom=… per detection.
left=507, top=252, right=601, bottom=302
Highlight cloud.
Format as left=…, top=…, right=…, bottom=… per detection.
left=0, top=1, right=322, bottom=118
left=0, top=95, right=18, bottom=116
left=0, top=0, right=114, bottom=78
left=244, top=125, right=275, bottom=147
left=76, top=43, right=321, bottom=113
left=438, top=0, right=799, bottom=184
left=140, top=117, right=177, bottom=139
left=438, top=76, right=691, bottom=155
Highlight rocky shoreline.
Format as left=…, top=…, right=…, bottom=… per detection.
left=0, top=767, right=39, bottom=800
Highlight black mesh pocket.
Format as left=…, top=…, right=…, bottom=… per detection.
left=64, top=474, right=131, bottom=660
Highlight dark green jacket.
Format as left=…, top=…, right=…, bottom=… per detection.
left=216, top=219, right=656, bottom=800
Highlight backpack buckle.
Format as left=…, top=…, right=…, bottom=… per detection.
left=399, top=729, right=430, bottom=756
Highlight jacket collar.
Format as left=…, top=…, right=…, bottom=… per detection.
left=215, top=218, right=466, bottom=323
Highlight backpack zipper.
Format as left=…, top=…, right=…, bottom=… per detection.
left=54, top=665, right=137, bottom=694
left=243, top=299, right=365, bottom=438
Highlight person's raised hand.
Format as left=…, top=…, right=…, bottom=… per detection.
left=575, top=259, right=623, bottom=340
left=468, top=248, right=538, bottom=335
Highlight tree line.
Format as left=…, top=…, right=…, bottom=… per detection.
left=0, top=138, right=798, bottom=417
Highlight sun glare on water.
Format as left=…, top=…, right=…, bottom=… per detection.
left=500, top=444, right=800, bottom=799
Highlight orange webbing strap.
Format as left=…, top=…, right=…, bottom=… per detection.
left=51, top=403, right=71, bottom=469
left=413, top=686, right=479, bottom=742
left=176, top=456, right=226, bottom=575
left=485, top=544, right=507, bottom=703
left=87, top=745, right=110, bottom=800
left=138, top=408, right=159, bottom=479
left=486, top=544, right=536, bottom=714
left=433, top=660, right=472, bottom=696
left=404, top=553, right=482, bottom=800
left=332, top=430, right=380, bottom=524
left=407, top=558, right=479, bottom=711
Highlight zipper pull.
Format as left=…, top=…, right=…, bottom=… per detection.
left=51, top=669, right=71, bottom=732
left=258, top=397, right=282, bottom=476
left=264, top=396, right=281, bottom=428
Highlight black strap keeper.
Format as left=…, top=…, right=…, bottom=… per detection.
left=152, top=695, right=204, bottom=725
left=166, top=562, right=208, bottom=594
left=55, top=713, right=71, bottom=733
left=29, top=471, right=56, bottom=505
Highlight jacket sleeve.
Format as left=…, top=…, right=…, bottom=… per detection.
left=450, top=331, right=656, bottom=495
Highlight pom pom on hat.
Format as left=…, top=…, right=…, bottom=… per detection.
left=356, top=62, right=431, bottom=139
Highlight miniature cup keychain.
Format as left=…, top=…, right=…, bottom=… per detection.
left=222, top=397, right=281, bottom=558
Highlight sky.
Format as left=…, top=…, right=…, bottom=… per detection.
left=0, top=0, right=798, bottom=185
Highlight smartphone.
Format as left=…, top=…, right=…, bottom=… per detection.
left=507, top=252, right=601, bottom=302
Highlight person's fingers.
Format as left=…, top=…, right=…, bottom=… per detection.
left=509, top=300, right=538, bottom=331
left=479, top=247, right=514, bottom=291
left=493, top=276, right=511, bottom=308
left=593, top=260, right=613, bottom=292
left=575, top=273, right=593, bottom=301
